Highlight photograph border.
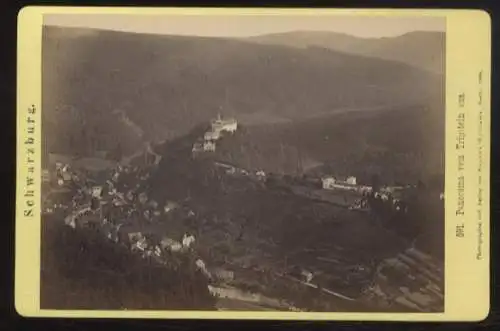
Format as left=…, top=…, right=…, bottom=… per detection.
left=15, top=6, right=491, bottom=321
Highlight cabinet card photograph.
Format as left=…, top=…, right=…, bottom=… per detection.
left=16, top=7, right=490, bottom=321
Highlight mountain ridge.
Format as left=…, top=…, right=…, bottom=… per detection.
left=42, top=26, right=443, bottom=158
left=244, top=30, right=445, bottom=74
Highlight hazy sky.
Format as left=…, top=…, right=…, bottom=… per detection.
left=44, top=14, right=445, bottom=38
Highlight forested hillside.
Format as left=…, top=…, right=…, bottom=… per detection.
left=42, top=26, right=442, bottom=158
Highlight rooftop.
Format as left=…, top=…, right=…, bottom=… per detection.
left=211, top=113, right=237, bottom=125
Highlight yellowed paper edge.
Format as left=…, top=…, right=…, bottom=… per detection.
left=15, top=6, right=491, bottom=321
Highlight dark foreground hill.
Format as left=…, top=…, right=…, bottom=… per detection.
left=138, top=127, right=444, bottom=313
left=148, top=122, right=444, bottom=264
left=40, top=216, right=216, bottom=310
left=42, top=26, right=442, bottom=158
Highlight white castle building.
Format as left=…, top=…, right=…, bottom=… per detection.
left=211, top=114, right=238, bottom=134
left=192, top=114, right=238, bottom=155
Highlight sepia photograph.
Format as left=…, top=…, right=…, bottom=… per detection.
left=38, top=13, right=447, bottom=313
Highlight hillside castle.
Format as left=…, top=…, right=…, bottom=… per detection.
left=192, top=114, right=238, bottom=154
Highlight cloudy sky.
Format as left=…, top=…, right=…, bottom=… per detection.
left=44, top=13, right=445, bottom=38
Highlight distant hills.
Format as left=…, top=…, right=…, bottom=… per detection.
left=42, top=26, right=444, bottom=158
left=245, top=31, right=445, bottom=74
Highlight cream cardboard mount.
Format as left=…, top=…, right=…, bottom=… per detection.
left=15, top=6, right=491, bottom=321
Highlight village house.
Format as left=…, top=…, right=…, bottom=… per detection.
left=256, top=170, right=266, bottom=177
left=193, top=115, right=239, bottom=157
left=203, top=140, right=216, bottom=152
left=213, top=268, right=235, bottom=282
left=195, top=258, right=212, bottom=278
left=112, top=171, right=120, bottom=182
left=192, top=142, right=204, bottom=154
left=94, top=150, right=109, bottom=159
left=346, top=176, right=357, bottom=185
left=358, top=185, right=373, bottom=195
left=182, top=233, right=196, bottom=248
left=92, top=186, right=103, bottom=199
left=106, top=179, right=115, bottom=190
left=138, top=192, right=148, bottom=205
left=160, top=236, right=183, bottom=252
left=50, top=154, right=74, bottom=171
left=126, top=232, right=150, bottom=253
left=148, top=200, right=159, bottom=209
left=57, top=164, right=73, bottom=182
left=164, top=200, right=179, bottom=214
left=321, top=176, right=336, bottom=190
left=42, top=169, right=50, bottom=183
left=322, top=175, right=360, bottom=191
left=301, top=270, right=314, bottom=283
left=103, top=223, right=121, bottom=243
left=349, top=198, right=369, bottom=211
left=127, top=231, right=143, bottom=243
left=132, top=237, right=148, bottom=252
left=110, top=187, right=118, bottom=197
left=204, top=130, right=221, bottom=141
left=333, top=182, right=358, bottom=191
left=255, top=170, right=266, bottom=181
left=154, top=245, right=162, bottom=257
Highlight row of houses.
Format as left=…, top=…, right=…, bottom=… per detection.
left=320, top=175, right=417, bottom=198
left=321, top=176, right=361, bottom=190
left=213, top=161, right=267, bottom=182
left=57, top=157, right=235, bottom=276
left=56, top=161, right=212, bottom=272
